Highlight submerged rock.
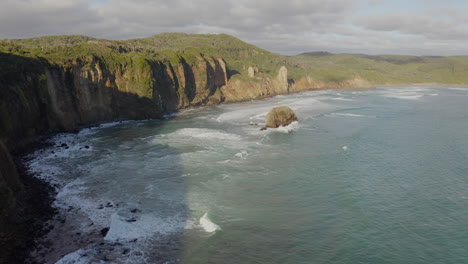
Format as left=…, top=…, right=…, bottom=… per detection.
left=263, top=106, right=298, bottom=130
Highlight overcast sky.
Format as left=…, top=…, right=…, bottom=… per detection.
left=1, top=0, right=467, bottom=55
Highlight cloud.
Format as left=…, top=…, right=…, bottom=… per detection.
left=0, top=0, right=467, bottom=55
left=356, top=12, right=468, bottom=41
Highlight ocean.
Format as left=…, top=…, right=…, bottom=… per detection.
left=27, top=86, right=468, bottom=264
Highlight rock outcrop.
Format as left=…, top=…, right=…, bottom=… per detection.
left=278, top=66, right=288, bottom=90
left=247, top=66, right=258, bottom=78
left=263, top=106, right=298, bottom=129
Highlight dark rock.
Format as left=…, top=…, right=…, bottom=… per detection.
left=100, top=227, right=110, bottom=237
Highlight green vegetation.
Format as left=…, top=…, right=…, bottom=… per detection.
left=291, top=53, right=468, bottom=84
left=1, top=33, right=468, bottom=85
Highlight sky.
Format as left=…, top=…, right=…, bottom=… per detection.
left=1, top=0, right=468, bottom=56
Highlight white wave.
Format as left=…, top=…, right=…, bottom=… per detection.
left=53, top=182, right=117, bottom=230
left=235, top=151, right=249, bottom=159
left=55, top=249, right=90, bottom=264
left=98, top=120, right=133, bottom=128
left=216, top=108, right=268, bottom=123
left=163, top=112, right=179, bottom=119
left=199, top=213, right=221, bottom=233
left=448, top=87, right=468, bottom=91
left=382, top=93, right=424, bottom=100
left=321, top=96, right=352, bottom=101
left=55, top=240, right=150, bottom=264
left=105, top=213, right=186, bottom=241
left=378, top=86, right=441, bottom=100
left=249, top=111, right=269, bottom=121
left=155, top=128, right=243, bottom=143
left=26, top=162, right=64, bottom=186
left=273, top=94, right=288, bottom=98
left=330, top=113, right=367, bottom=118
left=271, top=121, right=300, bottom=133
left=342, top=146, right=348, bottom=151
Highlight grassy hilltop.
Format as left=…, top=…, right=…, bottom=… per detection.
left=2, top=33, right=468, bottom=85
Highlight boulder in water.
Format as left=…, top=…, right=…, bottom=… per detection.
left=262, top=106, right=298, bottom=130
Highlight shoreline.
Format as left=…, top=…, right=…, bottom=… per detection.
left=7, top=83, right=464, bottom=263
left=14, top=123, right=183, bottom=263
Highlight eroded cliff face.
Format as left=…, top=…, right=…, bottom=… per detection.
left=0, top=54, right=231, bottom=149
left=0, top=52, right=371, bottom=150
left=220, top=67, right=372, bottom=102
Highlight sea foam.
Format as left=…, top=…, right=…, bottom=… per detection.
left=55, top=249, right=90, bottom=264
left=273, top=121, right=300, bottom=133
left=330, top=113, right=368, bottom=118
left=200, top=213, right=221, bottom=233
left=105, top=213, right=186, bottom=241
left=166, top=128, right=242, bottom=141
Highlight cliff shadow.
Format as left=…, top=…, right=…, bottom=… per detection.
left=227, top=69, right=240, bottom=78
left=179, top=57, right=197, bottom=103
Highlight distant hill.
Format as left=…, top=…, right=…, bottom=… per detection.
left=291, top=52, right=468, bottom=84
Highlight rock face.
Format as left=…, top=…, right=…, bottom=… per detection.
left=264, top=106, right=298, bottom=129
left=0, top=141, right=22, bottom=232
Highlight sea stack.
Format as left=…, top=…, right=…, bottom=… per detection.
left=262, top=106, right=298, bottom=130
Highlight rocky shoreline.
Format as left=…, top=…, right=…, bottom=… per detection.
left=5, top=124, right=184, bottom=264
left=1, top=140, right=57, bottom=264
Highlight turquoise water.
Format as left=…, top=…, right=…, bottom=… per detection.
left=30, top=86, right=468, bottom=263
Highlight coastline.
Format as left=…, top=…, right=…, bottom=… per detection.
left=5, top=83, right=465, bottom=263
